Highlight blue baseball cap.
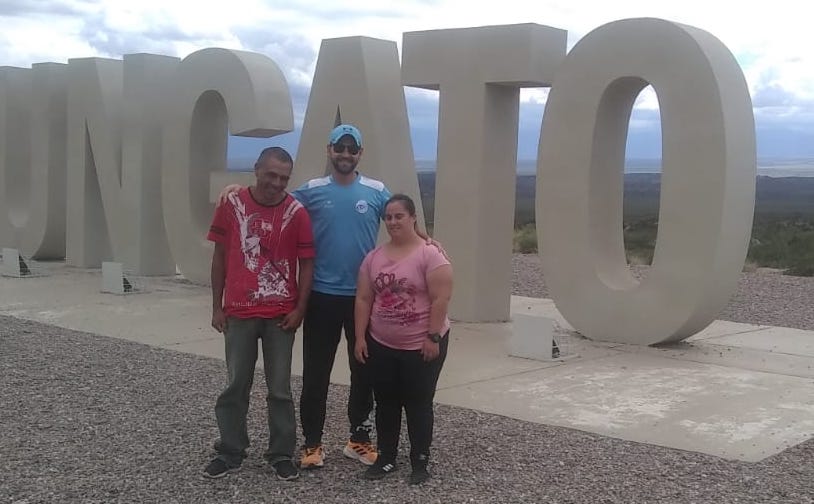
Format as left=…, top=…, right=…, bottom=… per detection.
left=329, top=124, right=362, bottom=146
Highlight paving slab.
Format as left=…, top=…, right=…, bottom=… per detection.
left=435, top=351, right=814, bottom=461
left=686, top=319, right=769, bottom=341
left=2, top=263, right=814, bottom=462
left=703, top=326, right=814, bottom=357
left=624, top=340, right=814, bottom=379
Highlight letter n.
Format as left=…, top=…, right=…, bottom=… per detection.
left=66, top=54, right=179, bottom=274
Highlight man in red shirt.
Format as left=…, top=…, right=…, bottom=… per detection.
left=203, top=146, right=315, bottom=481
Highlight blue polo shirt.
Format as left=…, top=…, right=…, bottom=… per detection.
left=292, top=174, right=391, bottom=296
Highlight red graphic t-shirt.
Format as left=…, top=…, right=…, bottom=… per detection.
left=207, top=188, right=315, bottom=319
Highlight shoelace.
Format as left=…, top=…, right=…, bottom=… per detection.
left=352, top=443, right=375, bottom=454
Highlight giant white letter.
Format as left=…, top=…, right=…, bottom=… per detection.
left=0, top=67, right=32, bottom=253
left=162, top=48, right=293, bottom=284
left=402, top=24, right=567, bottom=322
left=537, top=18, right=756, bottom=344
left=66, top=54, right=179, bottom=273
left=295, top=36, right=425, bottom=226
left=0, top=64, right=68, bottom=259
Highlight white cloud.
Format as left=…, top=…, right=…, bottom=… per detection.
left=1, top=0, right=812, bottom=157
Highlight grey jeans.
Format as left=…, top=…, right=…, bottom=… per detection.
left=214, top=316, right=296, bottom=466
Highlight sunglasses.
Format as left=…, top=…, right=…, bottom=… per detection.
left=332, top=143, right=360, bottom=155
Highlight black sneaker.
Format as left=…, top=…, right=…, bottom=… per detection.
left=203, top=458, right=239, bottom=479
left=273, top=459, right=300, bottom=481
left=409, top=466, right=430, bottom=485
left=364, top=459, right=397, bottom=480
left=409, top=453, right=430, bottom=485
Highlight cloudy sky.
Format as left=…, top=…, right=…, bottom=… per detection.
left=2, top=0, right=812, bottom=160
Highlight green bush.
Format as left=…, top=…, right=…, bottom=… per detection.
left=623, top=218, right=657, bottom=265
left=783, top=232, right=814, bottom=276
left=423, top=169, right=814, bottom=276
left=748, top=218, right=814, bottom=275
left=619, top=217, right=814, bottom=276
left=513, top=224, right=538, bottom=253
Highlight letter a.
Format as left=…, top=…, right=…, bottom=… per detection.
left=295, top=36, right=424, bottom=227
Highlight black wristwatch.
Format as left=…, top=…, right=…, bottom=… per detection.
left=427, top=332, right=442, bottom=343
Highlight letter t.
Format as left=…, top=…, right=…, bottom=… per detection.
left=402, top=24, right=566, bottom=322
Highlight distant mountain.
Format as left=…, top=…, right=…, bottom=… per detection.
left=227, top=158, right=814, bottom=221
left=233, top=157, right=814, bottom=177
left=417, top=172, right=814, bottom=226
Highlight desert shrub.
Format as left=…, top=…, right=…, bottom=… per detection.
left=784, top=233, right=814, bottom=276
left=513, top=224, right=538, bottom=253
left=748, top=219, right=814, bottom=276
left=623, top=218, right=657, bottom=265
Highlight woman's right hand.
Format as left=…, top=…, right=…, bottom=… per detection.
left=354, top=338, right=369, bottom=364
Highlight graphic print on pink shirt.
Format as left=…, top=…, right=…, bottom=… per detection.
left=372, top=271, right=420, bottom=326
left=362, top=243, right=451, bottom=351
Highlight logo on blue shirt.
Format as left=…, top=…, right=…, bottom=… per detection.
left=355, top=200, right=369, bottom=214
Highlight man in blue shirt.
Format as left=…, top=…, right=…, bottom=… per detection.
left=220, top=124, right=389, bottom=469
left=294, top=124, right=390, bottom=469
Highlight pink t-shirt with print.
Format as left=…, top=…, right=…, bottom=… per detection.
left=361, top=242, right=451, bottom=351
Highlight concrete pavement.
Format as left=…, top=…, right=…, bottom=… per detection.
left=2, top=261, right=813, bottom=462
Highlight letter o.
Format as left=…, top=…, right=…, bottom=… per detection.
left=536, top=18, right=756, bottom=345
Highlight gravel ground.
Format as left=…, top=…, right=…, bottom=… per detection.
left=512, top=254, right=814, bottom=331
left=2, top=313, right=814, bottom=504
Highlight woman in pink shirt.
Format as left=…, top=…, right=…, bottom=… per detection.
left=354, top=194, right=453, bottom=485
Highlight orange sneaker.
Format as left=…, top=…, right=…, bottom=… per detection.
left=300, top=445, right=325, bottom=469
left=343, top=440, right=378, bottom=466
